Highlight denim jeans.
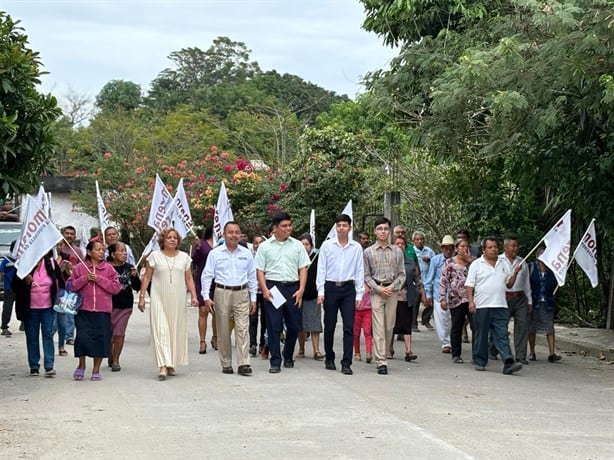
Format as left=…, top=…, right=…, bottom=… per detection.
left=263, top=282, right=302, bottom=368
left=25, top=307, right=56, bottom=371
left=323, top=282, right=355, bottom=366
left=472, top=307, right=513, bottom=367
left=64, top=313, right=75, bottom=340
left=53, top=312, right=67, bottom=348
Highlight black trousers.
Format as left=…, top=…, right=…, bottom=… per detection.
left=323, top=283, right=355, bottom=366
left=450, top=302, right=473, bottom=358
left=249, top=293, right=266, bottom=347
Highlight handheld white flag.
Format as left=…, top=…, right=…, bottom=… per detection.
left=14, top=195, right=63, bottom=279
left=35, top=185, right=51, bottom=217
left=95, top=181, right=111, bottom=234
left=573, top=219, right=598, bottom=288
left=171, top=178, right=193, bottom=238
left=325, top=200, right=353, bottom=240
left=80, top=225, right=89, bottom=256
left=309, top=209, right=316, bottom=248
left=148, top=174, right=173, bottom=231
left=213, top=182, right=233, bottom=245
left=537, top=209, right=571, bottom=287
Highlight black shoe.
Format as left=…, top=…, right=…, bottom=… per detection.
left=341, top=365, right=353, bottom=375
left=377, top=365, right=388, bottom=375
left=517, top=358, right=529, bottom=365
left=529, top=353, right=537, bottom=361
left=238, top=365, right=252, bottom=376
left=222, top=367, right=234, bottom=374
left=249, top=345, right=257, bottom=357
left=325, top=361, right=336, bottom=371
left=503, top=362, right=522, bottom=375
left=1, top=328, right=12, bottom=336
left=283, top=360, right=294, bottom=368
left=405, top=352, right=417, bottom=362
left=269, top=366, right=281, bottom=374
left=30, top=368, right=39, bottom=375
left=548, top=354, right=562, bottom=363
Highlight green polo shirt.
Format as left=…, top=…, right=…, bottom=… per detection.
left=254, top=236, right=311, bottom=281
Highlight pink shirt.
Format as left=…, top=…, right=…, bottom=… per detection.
left=69, top=260, right=122, bottom=313
left=356, top=290, right=372, bottom=311
left=30, top=261, right=54, bottom=309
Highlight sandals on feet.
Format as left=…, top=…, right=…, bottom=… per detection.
left=210, top=336, right=218, bottom=350
left=90, top=373, right=103, bottom=381
left=199, top=341, right=207, bottom=354
left=59, top=349, right=68, bottom=356
left=73, top=368, right=85, bottom=381
left=297, top=350, right=305, bottom=358
left=313, top=351, right=324, bottom=361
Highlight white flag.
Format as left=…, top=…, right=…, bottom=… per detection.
left=80, top=225, right=89, bottom=256
left=14, top=195, right=63, bottom=279
left=213, top=182, right=233, bottom=245
left=309, top=209, right=316, bottom=248
left=171, top=178, right=193, bottom=238
left=325, top=200, right=353, bottom=240
left=147, top=174, right=173, bottom=231
left=35, top=185, right=51, bottom=217
left=573, top=219, right=598, bottom=288
left=95, top=181, right=111, bottom=234
left=538, top=209, right=571, bottom=287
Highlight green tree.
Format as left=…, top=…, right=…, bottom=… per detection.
left=0, top=12, right=60, bottom=195
left=95, top=80, right=142, bottom=112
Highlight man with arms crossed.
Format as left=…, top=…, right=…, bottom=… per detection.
left=465, top=237, right=523, bottom=374
left=316, top=214, right=364, bottom=375
left=201, top=222, right=258, bottom=376
left=255, top=212, right=310, bottom=373
left=363, top=217, right=406, bottom=375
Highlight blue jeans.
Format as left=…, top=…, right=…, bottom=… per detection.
left=472, top=308, right=513, bottom=367
left=25, top=307, right=56, bottom=371
left=323, top=282, right=355, bottom=366
left=53, top=312, right=67, bottom=348
left=264, top=282, right=302, bottom=368
left=64, top=313, right=75, bottom=340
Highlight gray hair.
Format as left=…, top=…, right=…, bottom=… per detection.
left=412, top=230, right=425, bottom=239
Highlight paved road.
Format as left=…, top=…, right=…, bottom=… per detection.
left=1, top=308, right=613, bottom=460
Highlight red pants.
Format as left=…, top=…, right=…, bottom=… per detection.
left=353, top=309, right=372, bottom=354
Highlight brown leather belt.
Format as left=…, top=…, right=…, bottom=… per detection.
left=215, top=282, right=248, bottom=291
left=374, top=280, right=392, bottom=287
left=506, top=291, right=524, bottom=298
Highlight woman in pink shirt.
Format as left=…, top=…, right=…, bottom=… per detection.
left=69, top=240, right=121, bottom=381
left=12, top=252, right=64, bottom=377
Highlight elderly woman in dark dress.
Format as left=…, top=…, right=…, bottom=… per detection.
left=390, top=236, right=422, bottom=362
left=297, top=234, right=323, bottom=360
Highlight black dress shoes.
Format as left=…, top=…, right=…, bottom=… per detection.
left=325, top=361, right=336, bottom=371
left=341, top=365, right=353, bottom=375
left=377, top=365, right=388, bottom=375
left=238, top=365, right=252, bottom=376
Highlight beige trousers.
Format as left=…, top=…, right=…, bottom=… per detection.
left=213, top=288, right=250, bottom=369
left=370, top=291, right=399, bottom=367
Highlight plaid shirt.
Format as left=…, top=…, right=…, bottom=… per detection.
left=363, top=243, right=406, bottom=294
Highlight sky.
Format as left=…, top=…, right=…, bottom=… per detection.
left=3, top=0, right=399, bottom=104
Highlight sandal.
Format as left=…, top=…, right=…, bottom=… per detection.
left=90, top=373, right=103, bottom=381
left=199, top=341, right=207, bottom=354
left=297, top=350, right=305, bottom=358
left=59, top=349, right=68, bottom=356
left=210, top=336, right=218, bottom=350
left=73, top=368, right=85, bottom=381
left=313, top=351, right=324, bottom=361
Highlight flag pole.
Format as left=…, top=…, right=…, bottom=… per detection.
left=520, top=235, right=547, bottom=265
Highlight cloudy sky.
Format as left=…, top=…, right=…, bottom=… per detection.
left=3, top=0, right=398, bottom=101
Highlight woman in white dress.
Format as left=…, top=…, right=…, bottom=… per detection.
left=138, top=228, right=198, bottom=380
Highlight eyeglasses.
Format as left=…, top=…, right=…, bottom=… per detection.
left=375, top=227, right=390, bottom=232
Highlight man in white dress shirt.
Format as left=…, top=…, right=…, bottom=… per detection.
left=316, top=214, right=364, bottom=375
left=201, top=222, right=258, bottom=376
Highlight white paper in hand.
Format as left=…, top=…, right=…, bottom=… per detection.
left=269, top=286, right=287, bottom=309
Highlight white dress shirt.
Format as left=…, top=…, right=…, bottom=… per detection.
left=201, top=244, right=258, bottom=302
left=465, top=256, right=511, bottom=309
left=316, top=237, right=364, bottom=301
left=498, top=254, right=532, bottom=301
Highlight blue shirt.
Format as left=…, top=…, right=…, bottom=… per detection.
left=0, top=256, right=16, bottom=290
left=423, top=253, right=449, bottom=300
left=414, top=245, right=435, bottom=276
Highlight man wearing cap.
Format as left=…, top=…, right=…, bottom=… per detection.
left=465, top=237, right=523, bottom=375
left=423, top=235, right=455, bottom=352
left=255, top=212, right=310, bottom=374
left=364, top=216, right=406, bottom=375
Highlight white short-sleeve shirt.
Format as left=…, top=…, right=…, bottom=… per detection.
left=465, top=256, right=511, bottom=309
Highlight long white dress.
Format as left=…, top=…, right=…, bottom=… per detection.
left=147, top=250, right=192, bottom=367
